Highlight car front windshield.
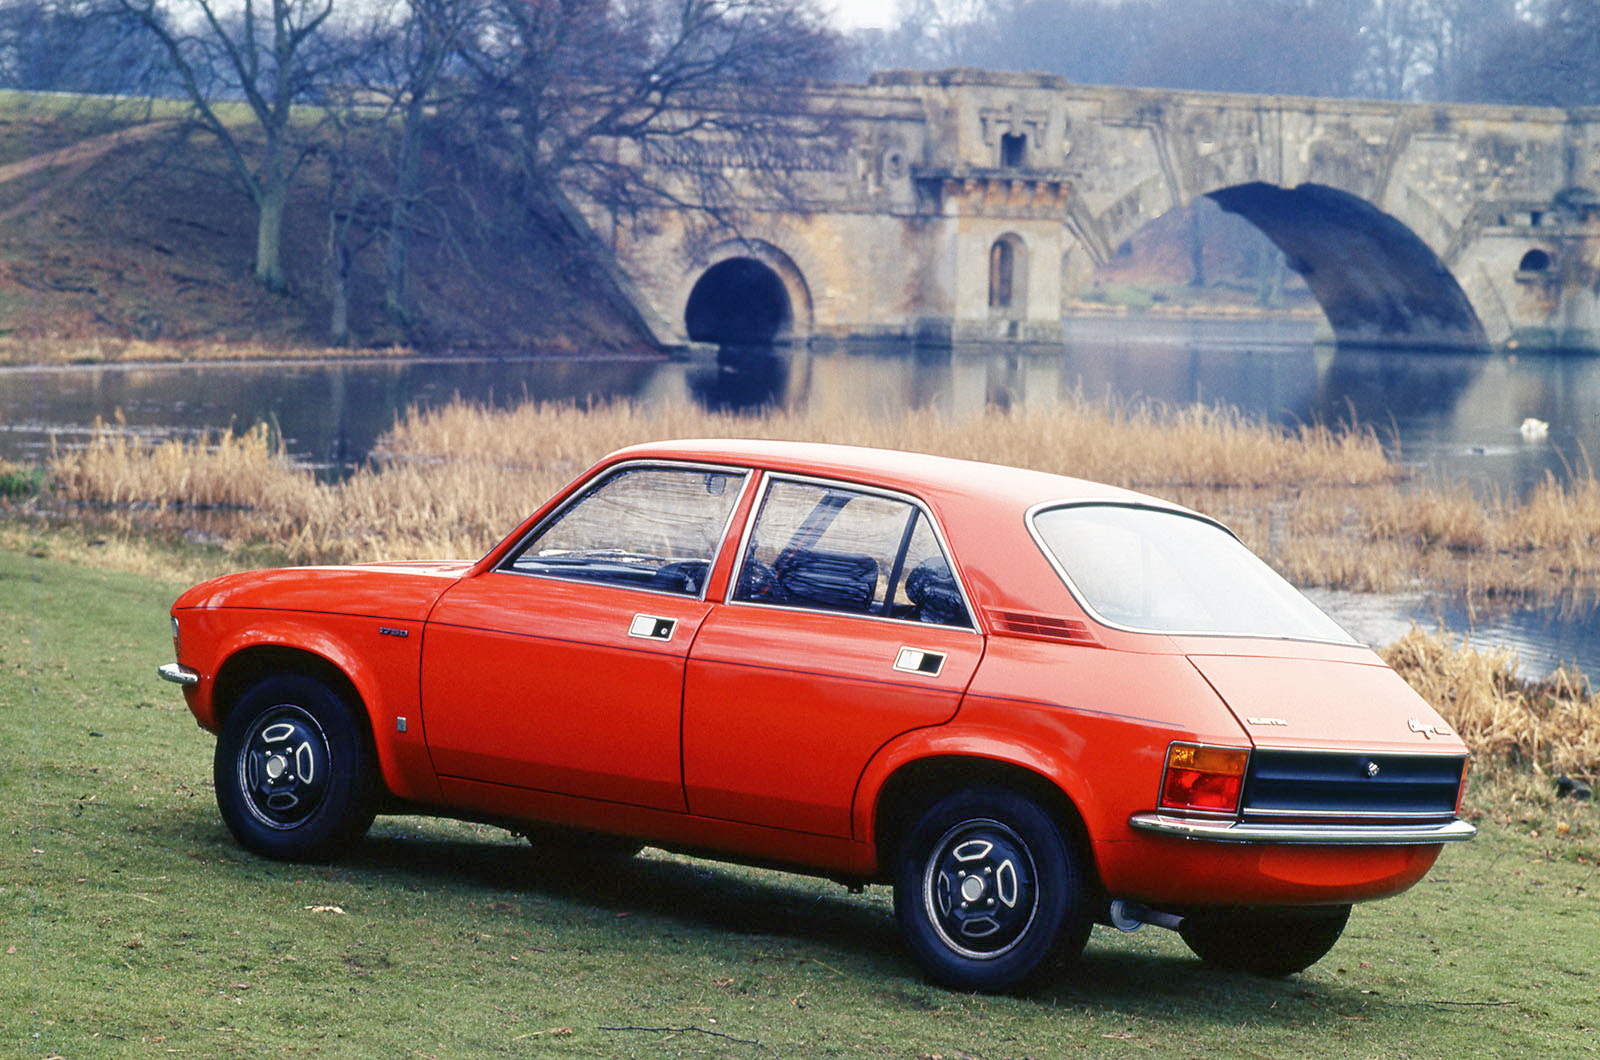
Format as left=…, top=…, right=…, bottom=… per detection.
left=1031, top=504, right=1356, bottom=643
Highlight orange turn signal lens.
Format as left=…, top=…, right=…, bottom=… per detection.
left=1159, top=743, right=1249, bottom=814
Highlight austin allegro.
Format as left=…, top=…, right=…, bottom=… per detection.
left=159, top=439, right=1474, bottom=990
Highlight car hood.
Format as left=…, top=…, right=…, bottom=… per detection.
left=174, top=561, right=472, bottom=621
left=1187, top=651, right=1468, bottom=755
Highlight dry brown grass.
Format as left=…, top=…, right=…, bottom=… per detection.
left=0, top=337, right=421, bottom=367
left=1383, top=628, right=1600, bottom=781
left=39, top=396, right=1600, bottom=598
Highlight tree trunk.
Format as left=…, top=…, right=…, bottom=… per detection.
left=384, top=104, right=423, bottom=329
left=255, top=182, right=290, bottom=294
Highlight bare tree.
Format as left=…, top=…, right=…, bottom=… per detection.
left=446, top=0, right=839, bottom=231
left=117, top=0, right=349, bottom=292
left=0, top=0, right=166, bottom=92
left=1130, top=0, right=1363, bottom=97
left=1465, top=0, right=1600, bottom=105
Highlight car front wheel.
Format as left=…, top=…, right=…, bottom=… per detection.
left=1178, top=905, right=1351, bottom=976
left=893, top=788, right=1091, bottom=991
left=215, top=674, right=377, bottom=861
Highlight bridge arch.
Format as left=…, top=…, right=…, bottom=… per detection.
left=680, top=240, right=813, bottom=345
left=1206, top=183, right=1487, bottom=347
left=1079, top=179, right=1489, bottom=349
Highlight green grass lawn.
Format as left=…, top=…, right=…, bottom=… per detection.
left=3, top=546, right=1596, bottom=1059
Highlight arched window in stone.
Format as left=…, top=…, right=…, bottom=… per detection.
left=989, top=240, right=1014, bottom=308
left=989, top=235, right=1026, bottom=312
left=1518, top=248, right=1552, bottom=272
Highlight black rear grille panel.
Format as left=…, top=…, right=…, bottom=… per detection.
left=1243, top=750, right=1466, bottom=820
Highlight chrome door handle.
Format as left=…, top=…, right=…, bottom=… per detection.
left=894, top=647, right=945, bottom=676
left=629, top=614, right=677, bottom=641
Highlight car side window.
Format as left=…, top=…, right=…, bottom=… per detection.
left=502, top=466, right=745, bottom=596
left=733, top=479, right=970, bottom=627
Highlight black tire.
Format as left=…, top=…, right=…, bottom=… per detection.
left=214, top=673, right=377, bottom=861
left=1178, top=905, right=1351, bottom=976
left=893, top=788, right=1092, bottom=992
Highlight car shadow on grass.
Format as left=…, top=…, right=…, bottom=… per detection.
left=342, top=822, right=909, bottom=967
left=173, top=811, right=1392, bottom=1023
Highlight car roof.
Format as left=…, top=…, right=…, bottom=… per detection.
left=605, top=438, right=1186, bottom=515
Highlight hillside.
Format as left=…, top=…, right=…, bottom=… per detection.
left=0, top=94, right=654, bottom=360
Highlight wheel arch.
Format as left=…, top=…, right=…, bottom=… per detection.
left=211, top=643, right=423, bottom=804
left=865, top=751, right=1100, bottom=895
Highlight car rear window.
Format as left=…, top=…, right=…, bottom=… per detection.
left=1031, top=504, right=1355, bottom=643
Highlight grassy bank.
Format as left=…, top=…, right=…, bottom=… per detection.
left=3, top=548, right=1597, bottom=1060
left=0, top=93, right=651, bottom=355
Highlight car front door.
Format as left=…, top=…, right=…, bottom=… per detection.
left=684, top=476, right=983, bottom=838
left=420, top=463, right=748, bottom=812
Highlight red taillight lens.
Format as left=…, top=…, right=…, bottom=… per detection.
left=1159, top=743, right=1249, bottom=814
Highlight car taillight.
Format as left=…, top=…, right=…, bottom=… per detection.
left=1159, top=743, right=1248, bottom=814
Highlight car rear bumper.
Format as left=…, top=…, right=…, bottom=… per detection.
left=1128, top=812, right=1477, bottom=845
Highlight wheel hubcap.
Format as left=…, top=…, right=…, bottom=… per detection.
left=922, top=818, right=1039, bottom=960
left=237, top=706, right=331, bottom=830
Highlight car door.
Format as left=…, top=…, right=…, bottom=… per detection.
left=420, top=463, right=749, bottom=812
left=683, top=476, right=983, bottom=838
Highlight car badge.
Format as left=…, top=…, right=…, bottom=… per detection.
left=1364, top=761, right=1381, bottom=777
left=1245, top=716, right=1288, bottom=727
left=1408, top=717, right=1452, bottom=739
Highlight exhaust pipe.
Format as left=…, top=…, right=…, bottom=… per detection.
left=1108, top=899, right=1184, bottom=933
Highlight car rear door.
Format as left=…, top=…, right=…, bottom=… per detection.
left=683, top=475, right=983, bottom=837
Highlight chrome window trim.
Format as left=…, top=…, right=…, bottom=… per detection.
left=495, top=460, right=753, bottom=604
left=1025, top=500, right=1360, bottom=647
left=723, top=471, right=981, bottom=635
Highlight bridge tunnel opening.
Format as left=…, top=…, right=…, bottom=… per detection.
left=1207, top=182, right=1488, bottom=349
left=684, top=257, right=792, bottom=346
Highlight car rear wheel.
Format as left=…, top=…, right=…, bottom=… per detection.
left=215, top=674, right=377, bottom=861
left=893, top=788, right=1091, bottom=991
left=1178, top=905, right=1351, bottom=976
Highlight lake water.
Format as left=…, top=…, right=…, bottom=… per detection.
left=3, top=316, right=1598, bottom=675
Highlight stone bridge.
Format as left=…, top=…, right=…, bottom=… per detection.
left=574, top=69, right=1600, bottom=351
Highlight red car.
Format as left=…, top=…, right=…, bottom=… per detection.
left=159, top=440, right=1474, bottom=990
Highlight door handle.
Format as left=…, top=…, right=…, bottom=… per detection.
left=629, top=614, right=677, bottom=641
left=894, top=646, right=945, bottom=676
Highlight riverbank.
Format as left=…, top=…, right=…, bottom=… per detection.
left=0, top=95, right=653, bottom=354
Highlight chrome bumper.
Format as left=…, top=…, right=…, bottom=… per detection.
left=157, top=662, right=199, bottom=687
left=1128, top=813, right=1477, bottom=845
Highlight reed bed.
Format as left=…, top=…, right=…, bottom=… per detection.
left=51, top=419, right=320, bottom=516
left=37, top=397, right=1600, bottom=598
left=1383, top=629, right=1600, bottom=781
left=374, top=396, right=1400, bottom=491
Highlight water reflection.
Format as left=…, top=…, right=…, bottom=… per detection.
left=4, top=321, right=1598, bottom=495
left=685, top=345, right=790, bottom=413
left=1309, top=589, right=1600, bottom=681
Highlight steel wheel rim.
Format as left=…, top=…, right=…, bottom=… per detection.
left=236, top=704, right=331, bottom=830
left=921, top=817, right=1040, bottom=961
